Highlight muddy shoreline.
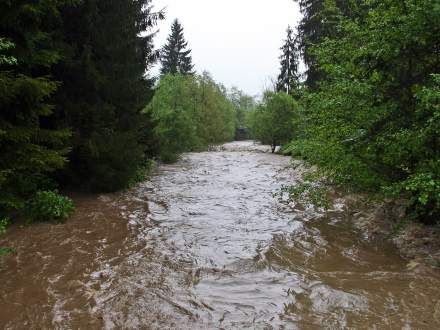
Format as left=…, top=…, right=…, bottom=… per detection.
left=285, top=155, right=440, bottom=272
left=343, top=196, right=440, bottom=271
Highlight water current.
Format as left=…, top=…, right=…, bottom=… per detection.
left=1, top=141, right=440, bottom=329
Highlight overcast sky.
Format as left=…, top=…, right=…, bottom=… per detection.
left=151, top=0, right=301, bottom=96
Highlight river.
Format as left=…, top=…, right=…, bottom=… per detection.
left=1, top=141, right=440, bottom=329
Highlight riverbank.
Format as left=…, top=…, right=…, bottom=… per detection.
left=284, top=152, right=440, bottom=272
left=343, top=196, right=440, bottom=271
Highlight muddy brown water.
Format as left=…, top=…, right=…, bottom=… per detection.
left=1, top=141, right=440, bottom=329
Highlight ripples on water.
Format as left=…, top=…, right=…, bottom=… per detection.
left=1, top=141, right=440, bottom=329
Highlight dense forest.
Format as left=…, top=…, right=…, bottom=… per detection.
left=0, top=1, right=245, bottom=232
left=248, top=0, right=440, bottom=224
left=0, top=1, right=439, bottom=327
left=0, top=0, right=163, bottom=228
left=1, top=0, right=439, bottom=232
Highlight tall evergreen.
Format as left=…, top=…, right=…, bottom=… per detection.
left=0, top=1, right=71, bottom=214
left=160, top=19, right=194, bottom=75
left=55, top=0, right=164, bottom=191
left=294, top=0, right=344, bottom=89
left=276, top=26, right=301, bottom=96
left=294, top=0, right=323, bottom=88
left=0, top=0, right=165, bottom=219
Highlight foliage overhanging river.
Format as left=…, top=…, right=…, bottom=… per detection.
left=1, top=141, right=440, bottom=329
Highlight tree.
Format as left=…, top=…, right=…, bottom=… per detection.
left=294, top=0, right=350, bottom=89
left=160, top=19, right=194, bottom=75
left=0, top=1, right=71, bottom=214
left=276, top=26, right=301, bottom=96
left=228, top=87, right=255, bottom=140
left=229, top=87, right=255, bottom=127
left=249, top=92, right=298, bottom=153
left=196, top=72, right=236, bottom=143
left=145, top=74, right=199, bottom=162
left=54, top=0, right=164, bottom=191
left=145, top=72, right=236, bottom=162
left=289, top=0, right=440, bottom=222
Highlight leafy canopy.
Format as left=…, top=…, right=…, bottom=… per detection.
left=248, top=92, right=298, bottom=152
left=145, top=73, right=236, bottom=162
left=288, top=0, right=440, bottom=223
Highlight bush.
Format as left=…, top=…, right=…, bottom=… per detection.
left=128, top=160, right=156, bottom=187
left=0, top=247, right=16, bottom=256
left=24, top=191, right=74, bottom=223
left=0, top=217, right=9, bottom=235
left=278, top=171, right=331, bottom=210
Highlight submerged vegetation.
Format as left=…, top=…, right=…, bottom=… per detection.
left=0, top=217, right=9, bottom=236
left=24, top=191, right=74, bottom=223
left=0, top=247, right=15, bottom=257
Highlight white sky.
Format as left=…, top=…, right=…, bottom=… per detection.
left=151, top=0, right=301, bottom=96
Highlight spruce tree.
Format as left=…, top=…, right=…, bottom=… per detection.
left=276, top=26, right=301, bottom=96
left=294, top=0, right=360, bottom=89
left=0, top=1, right=71, bottom=214
left=160, top=19, right=194, bottom=75
left=55, top=0, right=164, bottom=191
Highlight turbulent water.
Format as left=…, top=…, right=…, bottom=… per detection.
left=1, top=141, right=440, bottom=329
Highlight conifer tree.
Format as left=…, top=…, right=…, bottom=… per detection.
left=55, top=0, right=164, bottom=191
left=294, top=0, right=361, bottom=89
left=160, top=19, right=194, bottom=75
left=0, top=1, right=71, bottom=213
left=294, top=0, right=324, bottom=88
left=276, top=26, right=301, bottom=96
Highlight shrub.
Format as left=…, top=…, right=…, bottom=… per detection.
left=128, top=160, right=156, bottom=187
left=278, top=171, right=331, bottom=211
left=0, top=247, right=16, bottom=256
left=0, top=217, right=9, bottom=235
left=24, top=191, right=74, bottom=223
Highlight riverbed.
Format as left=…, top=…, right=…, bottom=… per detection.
left=1, top=141, right=439, bottom=329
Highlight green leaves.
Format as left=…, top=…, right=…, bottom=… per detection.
left=145, top=73, right=236, bottom=162
left=290, top=0, right=440, bottom=221
left=248, top=92, right=298, bottom=151
left=24, top=191, right=74, bottom=223
left=0, top=217, right=10, bottom=235
left=0, top=38, right=16, bottom=65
